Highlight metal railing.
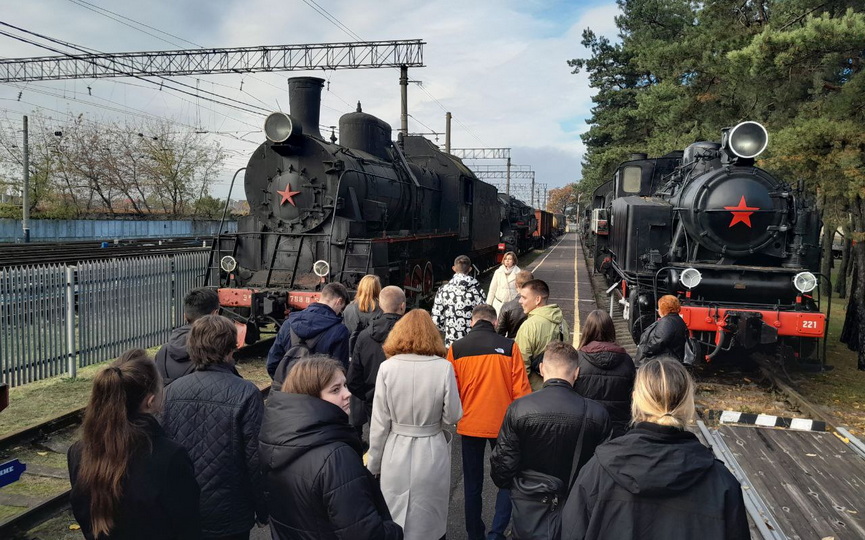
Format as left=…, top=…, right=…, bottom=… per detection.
left=0, top=252, right=207, bottom=386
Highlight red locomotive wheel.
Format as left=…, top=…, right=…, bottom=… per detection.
left=422, top=262, right=434, bottom=296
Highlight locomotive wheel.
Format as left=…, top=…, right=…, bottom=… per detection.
left=627, top=289, right=655, bottom=345
left=404, top=264, right=424, bottom=305
left=422, top=262, right=435, bottom=297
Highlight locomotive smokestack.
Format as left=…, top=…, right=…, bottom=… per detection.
left=288, top=77, right=324, bottom=140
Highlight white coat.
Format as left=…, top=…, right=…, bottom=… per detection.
left=487, top=264, right=521, bottom=315
left=367, top=353, right=463, bottom=540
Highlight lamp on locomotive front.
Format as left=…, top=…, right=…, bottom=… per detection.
left=721, top=121, right=768, bottom=164
left=264, top=112, right=301, bottom=143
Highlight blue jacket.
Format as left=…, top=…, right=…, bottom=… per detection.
left=267, top=303, right=350, bottom=376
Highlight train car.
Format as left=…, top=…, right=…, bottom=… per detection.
left=534, top=210, right=553, bottom=248
left=497, top=194, right=536, bottom=261
left=551, top=212, right=566, bottom=239
left=209, top=77, right=501, bottom=342
left=588, top=122, right=826, bottom=363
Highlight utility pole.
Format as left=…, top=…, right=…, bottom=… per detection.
left=506, top=157, right=511, bottom=197
left=22, top=115, right=29, bottom=243
left=445, top=112, right=451, bottom=154
left=400, top=65, right=409, bottom=137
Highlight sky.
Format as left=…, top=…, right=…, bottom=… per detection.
left=0, top=0, right=621, bottom=201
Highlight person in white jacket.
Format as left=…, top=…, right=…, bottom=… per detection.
left=487, top=251, right=521, bottom=316
left=367, top=308, right=463, bottom=540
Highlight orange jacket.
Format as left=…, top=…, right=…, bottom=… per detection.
left=447, top=321, right=532, bottom=438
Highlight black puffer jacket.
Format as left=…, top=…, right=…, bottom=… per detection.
left=259, top=391, right=404, bottom=540
left=346, top=313, right=401, bottom=415
left=575, top=341, right=636, bottom=438
left=155, top=325, right=195, bottom=386
left=491, top=379, right=612, bottom=490
left=636, top=313, right=689, bottom=363
left=562, top=422, right=750, bottom=540
left=496, top=297, right=526, bottom=339
left=161, top=363, right=267, bottom=537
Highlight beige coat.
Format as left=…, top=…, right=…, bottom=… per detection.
left=367, top=353, right=463, bottom=540
left=486, top=264, right=521, bottom=315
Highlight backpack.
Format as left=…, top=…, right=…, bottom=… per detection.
left=271, top=327, right=326, bottom=393
left=528, top=322, right=566, bottom=375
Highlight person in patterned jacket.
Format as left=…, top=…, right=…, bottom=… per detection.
left=432, top=255, right=485, bottom=348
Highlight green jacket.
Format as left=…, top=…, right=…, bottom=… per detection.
left=514, top=304, right=569, bottom=391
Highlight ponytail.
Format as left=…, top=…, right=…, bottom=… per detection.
left=77, top=349, right=161, bottom=537
left=631, top=358, right=696, bottom=428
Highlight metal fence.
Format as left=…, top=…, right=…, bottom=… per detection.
left=0, top=251, right=208, bottom=386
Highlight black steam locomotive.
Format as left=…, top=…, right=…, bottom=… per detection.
left=209, top=77, right=520, bottom=343
left=587, top=122, right=827, bottom=362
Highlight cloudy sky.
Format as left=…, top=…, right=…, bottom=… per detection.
left=1, top=0, right=620, bottom=200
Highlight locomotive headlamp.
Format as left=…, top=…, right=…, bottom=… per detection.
left=264, top=112, right=301, bottom=143
left=725, top=121, right=768, bottom=159
left=312, top=260, right=330, bottom=277
left=793, top=271, right=818, bottom=293
left=680, top=268, right=703, bottom=289
left=220, top=255, right=237, bottom=273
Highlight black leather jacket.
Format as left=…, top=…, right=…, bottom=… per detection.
left=491, top=379, right=611, bottom=490
left=636, top=313, right=689, bottom=363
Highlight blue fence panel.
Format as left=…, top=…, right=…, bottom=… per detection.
left=0, top=219, right=237, bottom=242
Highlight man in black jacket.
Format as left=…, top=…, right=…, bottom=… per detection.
left=491, top=341, right=611, bottom=494
left=496, top=270, right=533, bottom=338
left=162, top=315, right=267, bottom=539
left=346, top=286, right=405, bottom=428
left=155, top=287, right=219, bottom=386
left=635, top=295, right=689, bottom=365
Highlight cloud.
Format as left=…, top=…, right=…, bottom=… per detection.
left=0, top=0, right=619, bottom=197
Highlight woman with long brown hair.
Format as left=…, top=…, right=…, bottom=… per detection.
left=562, top=358, right=748, bottom=539
left=574, top=309, right=636, bottom=437
left=67, top=349, right=200, bottom=539
left=259, top=356, right=403, bottom=539
left=367, top=309, right=463, bottom=540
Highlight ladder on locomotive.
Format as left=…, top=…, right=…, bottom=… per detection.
left=266, top=232, right=332, bottom=288
left=206, top=234, right=239, bottom=287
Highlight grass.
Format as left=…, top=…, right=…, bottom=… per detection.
left=791, top=272, right=865, bottom=434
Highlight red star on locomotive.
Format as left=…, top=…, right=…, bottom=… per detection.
left=724, top=195, right=759, bottom=228
left=276, top=184, right=301, bottom=206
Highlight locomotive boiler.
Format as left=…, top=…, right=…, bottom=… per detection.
left=589, top=122, right=827, bottom=362
left=210, top=77, right=500, bottom=342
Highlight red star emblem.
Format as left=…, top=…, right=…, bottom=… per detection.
left=276, top=183, right=301, bottom=206
left=724, top=196, right=759, bottom=228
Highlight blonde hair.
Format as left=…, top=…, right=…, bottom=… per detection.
left=382, top=309, right=447, bottom=358
left=631, top=358, right=696, bottom=428
left=355, top=275, right=382, bottom=313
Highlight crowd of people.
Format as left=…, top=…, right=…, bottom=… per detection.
left=67, top=254, right=748, bottom=540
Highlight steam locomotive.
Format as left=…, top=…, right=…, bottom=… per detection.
left=587, top=122, right=827, bottom=362
left=208, top=77, right=534, bottom=342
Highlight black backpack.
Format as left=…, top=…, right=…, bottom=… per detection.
left=271, top=327, right=325, bottom=393
left=528, top=322, right=566, bottom=374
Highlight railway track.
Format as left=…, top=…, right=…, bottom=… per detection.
left=0, top=342, right=272, bottom=539
left=0, top=238, right=211, bottom=267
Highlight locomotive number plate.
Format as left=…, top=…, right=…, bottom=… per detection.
left=796, top=315, right=825, bottom=336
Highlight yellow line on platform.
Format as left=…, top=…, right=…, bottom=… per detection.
left=573, top=237, right=581, bottom=347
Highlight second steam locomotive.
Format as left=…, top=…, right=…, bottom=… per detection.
left=586, top=122, right=827, bottom=362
